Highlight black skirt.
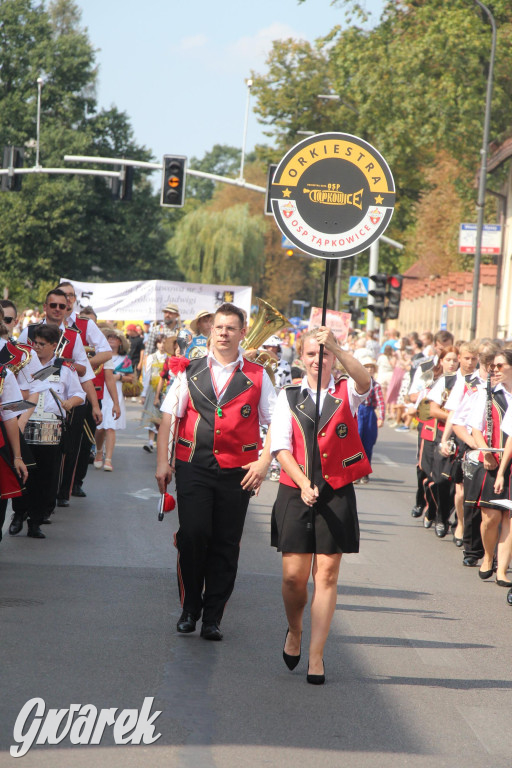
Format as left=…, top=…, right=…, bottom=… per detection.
left=465, top=461, right=511, bottom=510
left=271, top=482, right=360, bottom=555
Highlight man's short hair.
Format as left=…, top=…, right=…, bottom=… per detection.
left=34, top=323, right=61, bottom=345
left=45, top=287, right=68, bottom=304
left=434, top=330, right=454, bottom=346
left=58, top=281, right=75, bottom=293
left=214, top=303, right=245, bottom=328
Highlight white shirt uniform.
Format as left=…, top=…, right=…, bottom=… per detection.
left=17, top=322, right=95, bottom=384
left=444, top=372, right=481, bottom=412
left=0, top=370, right=24, bottom=421
left=161, top=348, right=276, bottom=426
left=29, top=359, right=85, bottom=417
left=67, top=311, right=112, bottom=355
left=271, top=375, right=369, bottom=455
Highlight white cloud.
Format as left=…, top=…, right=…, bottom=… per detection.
left=228, top=22, right=305, bottom=69
left=179, top=34, right=208, bottom=51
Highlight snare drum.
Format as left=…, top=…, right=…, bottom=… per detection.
left=24, top=418, right=62, bottom=445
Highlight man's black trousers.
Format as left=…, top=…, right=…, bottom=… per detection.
left=174, top=459, right=252, bottom=625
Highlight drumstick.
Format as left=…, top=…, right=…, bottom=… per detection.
left=49, top=387, right=66, bottom=406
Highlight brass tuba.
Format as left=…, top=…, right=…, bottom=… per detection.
left=241, top=298, right=292, bottom=385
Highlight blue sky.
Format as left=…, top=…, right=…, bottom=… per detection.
left=78, top=0, right=384, bottom=168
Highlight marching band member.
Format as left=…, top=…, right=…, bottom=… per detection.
left=466, top=349, right=512, bottom=585
left=449, top=347, right=500, bottom=566
left=9, top=324, right=85, bottom=538
left=0, top=348, right=29, bottom=543
left=409, top=331, right=454, bottom=520
left=439, top=342, right=484, bottom=546
left=17, top=288, right=101, bottom=507
left=58, top=285, right=112, bottom=497
left=270, top=326, right=371, bottom=685
left=156, top=303, right=275, bottom=642
left=423, top=347, right=460, bottom=538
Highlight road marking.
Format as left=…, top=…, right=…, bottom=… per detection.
left=373, top=453, right=399, bottom=467
left=127, top=488, right=161, bottom=500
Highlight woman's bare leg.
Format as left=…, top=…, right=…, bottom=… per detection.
left=309, top=553, right=342, bottom=674
left=282, top=553, right=312, bottom=656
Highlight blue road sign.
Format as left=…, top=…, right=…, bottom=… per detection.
left=348, top=276, right=369, bottom=297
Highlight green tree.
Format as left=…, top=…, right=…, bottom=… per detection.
left=0, top=0, right=177, bottom=303
left=187, top=145, right=242, bottom=203
left=251, top=0, right=512, bottom=272
left=171, top=204, right=267, bottom=290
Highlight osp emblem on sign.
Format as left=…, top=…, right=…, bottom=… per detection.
left=270, top=132, right=395, bottom=259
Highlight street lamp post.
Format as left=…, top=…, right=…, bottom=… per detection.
left=239, top=78, right=253, bottom=182
left=470, top=0, right=497, bottom=340
left=36, top=77, right=43, bottom=168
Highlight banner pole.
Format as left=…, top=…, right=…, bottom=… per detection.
left=307, top=259, right=333, bottom=528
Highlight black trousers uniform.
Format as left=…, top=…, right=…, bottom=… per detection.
left=58, top=402, right=87, bottom=500
left=12, top=443, right=62, bottom=526
left=174, top=459, right=252, bottom=625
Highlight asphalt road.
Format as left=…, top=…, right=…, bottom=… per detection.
left=1, top=404, right=512, bottom=768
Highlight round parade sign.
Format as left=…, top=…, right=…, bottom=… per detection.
left=270, top=132, right=395, bottom=260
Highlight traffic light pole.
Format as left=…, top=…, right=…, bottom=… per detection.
left=366, top=241, right=379, bottom=332
left=64, top=155, right=266, bottom=193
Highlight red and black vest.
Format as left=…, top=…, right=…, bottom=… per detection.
left=0, top=420, right=23, bottom=499
left=27, top=322, right=80, bottom=360
left=478, top=388, right=509, bottom=462
left=279, top=378, right=371, bottom=489
left=175, top=357, right=264, bottom=469
left=72, top=317, right=105, bottom=399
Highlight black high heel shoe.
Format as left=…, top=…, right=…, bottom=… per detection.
left=307, top=659, right=325, bottom=685
left=283, top=629, right=301, bottom=670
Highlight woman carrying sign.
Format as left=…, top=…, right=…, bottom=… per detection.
left=270, top=326, right=371, bottom=684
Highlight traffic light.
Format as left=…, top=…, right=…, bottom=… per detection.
left=1, top=146, right=24, bottom=192
left=110, top=165, right=134, bottom=201
left=161, top=155, right=186, bottom=208
left=348, top=300, right=361, bottom=325
left=367, top=273, right=388, bottom=320
left=386, top=274, right=403, bottom=320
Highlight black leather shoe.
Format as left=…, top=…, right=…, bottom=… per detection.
left=56, top=498, right=69, bottom=507
left=453, top=536, right=463, bottom=547
left=8, top=514, right=23, bottom=536
left=479, top=567, right=494, bottom=580
left=411, top=505, right=423, bottom=518
left=200, top=622, right=223, bottom=641
left=27, top=526, right=46, bottom=539
left=496, top=579, right=512, bottom=587
left=423, top=517, right=433, bottom=529
left=463, top=556, right=479, bottom=567
left=176, top=612, right=197, bottom=633
left=307, top=659, right=325, bottom=685
left=283, top=629, right=301, bottom=670
left=435, top=523, right=447, bottom=538
left=40, top=517, right=52, bottom=524
left=72, top=486, right=87, bottom=497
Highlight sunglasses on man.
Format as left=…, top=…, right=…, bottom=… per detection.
left=48, top=302, right=67, bottom=310
left=3, top=316, right=14, bottom=323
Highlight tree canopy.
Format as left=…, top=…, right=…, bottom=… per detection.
left=0, top=0, right=178, bottom=306
left=251, top=0, right=512, bottom=277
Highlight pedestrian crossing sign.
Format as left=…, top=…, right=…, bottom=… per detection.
left=348, top=276, right=369, bottom=297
